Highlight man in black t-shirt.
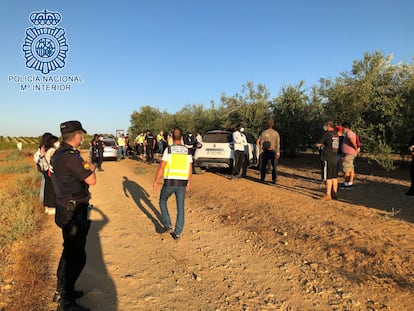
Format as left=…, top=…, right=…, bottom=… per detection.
left=145, top=130, right=156, bottom=164
left=315, top=120, right=339, bottom=200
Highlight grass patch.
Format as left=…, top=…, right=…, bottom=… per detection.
left=0, top=150, right=33, bottom=174
left=0, top=170, right=42, bottom=247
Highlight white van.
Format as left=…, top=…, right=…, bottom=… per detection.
left=193, top=130, right=259, bottom=174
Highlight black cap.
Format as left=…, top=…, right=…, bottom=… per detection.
left=60, top=121, right=87, bottom=134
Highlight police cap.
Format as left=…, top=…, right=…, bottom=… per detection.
left=60, top=120, right=87, bottom=134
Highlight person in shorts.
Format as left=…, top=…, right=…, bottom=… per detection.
left=315, top=121, right=339, bottom=200
left=341, top=122, right=358, bottom=188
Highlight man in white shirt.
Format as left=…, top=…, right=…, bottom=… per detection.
left=231, top=124, right=248, bottom=179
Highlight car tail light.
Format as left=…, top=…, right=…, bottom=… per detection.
left=112, top=146, right=118, bottom=149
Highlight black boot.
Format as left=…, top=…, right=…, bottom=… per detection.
left=56, top=293, right=89, bottom=311
left=53, top=289, right=84, bottom=302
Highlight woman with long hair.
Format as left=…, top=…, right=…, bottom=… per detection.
left=43, top=135, right=59, bottom=214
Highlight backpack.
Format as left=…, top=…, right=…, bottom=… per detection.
left=184, top=134, right=195, bottom=147
left=33, top=149, right=49, bottom=173
left=262, top=141, right=271, bottom=150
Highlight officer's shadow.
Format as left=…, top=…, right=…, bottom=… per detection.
left=122, top=176, right=164, bottom=233
left=78, top=207, right=118, bottom=310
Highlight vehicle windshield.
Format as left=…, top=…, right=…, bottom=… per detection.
left=104, top=140, right=116, bottom=146
left=203, top=133, right=232, bottom=143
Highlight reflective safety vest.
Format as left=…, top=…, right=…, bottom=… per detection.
left=137, top=134, right=145, bottom=144
left=117, top=137, right=126, bottom=147
left=163, top=145, right=192, bottom=186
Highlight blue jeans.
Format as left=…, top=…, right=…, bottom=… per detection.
left=157, top=141, right=164, bottom=154
left=159, top=185, right=186, bottom=236
left=120, top=146, right=126, bottom=159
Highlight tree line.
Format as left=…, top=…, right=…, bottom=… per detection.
left=129, top=52, right=414, bottom=170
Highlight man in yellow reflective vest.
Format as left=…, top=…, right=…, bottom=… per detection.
left=153, top=127, right=193, bottom=240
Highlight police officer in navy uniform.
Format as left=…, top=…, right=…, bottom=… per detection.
left=50, top=121, right=96, bottom=311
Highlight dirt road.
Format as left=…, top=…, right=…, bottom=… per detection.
left=43, top=153, right=414, bottom=310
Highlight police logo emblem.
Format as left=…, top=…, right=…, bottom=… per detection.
left=22, top=10, right=69, bottom=74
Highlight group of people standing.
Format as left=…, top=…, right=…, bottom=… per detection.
left=133, top=129, right=201, bottom=164
left=315, top=120, right=361, bottom=200
left=229, top=119, right=281, bottom=184
left=132, top=130, right=158, bottom=163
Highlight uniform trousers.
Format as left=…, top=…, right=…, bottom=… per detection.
left=57, top=203, right=90, bottom=293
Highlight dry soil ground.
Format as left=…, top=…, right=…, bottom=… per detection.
left=20, top=153, right=414, bottom=310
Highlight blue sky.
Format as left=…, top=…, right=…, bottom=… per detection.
left=1, top=0, right=413, bottom=137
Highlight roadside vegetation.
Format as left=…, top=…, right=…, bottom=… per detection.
left=0, top=136, right=38, bottom=150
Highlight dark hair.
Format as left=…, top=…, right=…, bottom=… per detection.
left=44, top=135, right=59, bottom=150
left=172, top=127, right=182, bottom=141
left=267, top=118, right=274, bottom=128
left=325, top=120, right=335, bottom=128
left=341, top=122, right=351, bottom=129
left=62, top=130, right=82, bottom=142
left=39, top=132, right=53, bottom=148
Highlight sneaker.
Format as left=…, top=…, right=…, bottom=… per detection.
left=170, top=232, right=180, bottom=240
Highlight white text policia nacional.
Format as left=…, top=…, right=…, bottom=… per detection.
left=9, top=75, right=83, bottom=83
